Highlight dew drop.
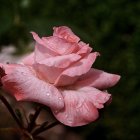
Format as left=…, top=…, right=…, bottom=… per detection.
left=46, top=93, right=50, bottom=96
left=21, top=72, right=26, bottom=75
left=18, top=87, right=22, bottom=90
left=65, top=114, right=68, bottom=118
left=54, top=110, right=58, bottom=113
left=67, top=119, right=73, bottom=124
left=105, top=96, right=108, bottom=100
left=104, top=90, right=108, bottom=93
left=58, top=97, right=62, bottom=100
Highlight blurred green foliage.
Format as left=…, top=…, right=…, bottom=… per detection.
left=0, top=0, right=140, bottom=139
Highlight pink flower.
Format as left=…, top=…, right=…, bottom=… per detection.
left=0, top=26, right=120, bottom=126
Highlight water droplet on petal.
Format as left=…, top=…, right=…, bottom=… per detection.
left=67, top=119, right=73, bottom=124
left=47, top=93, right=50, bottom=96
left=18, top=87, right=22, bottom=90
left=54, top=110, right=58, bottom=113
left=21, top=72, right=26, bottom=76
left=104, top=90, right=108, bottom=93
left=59, top=97, right=62, bottom=100
left=65, top=114, right=68, bottom=118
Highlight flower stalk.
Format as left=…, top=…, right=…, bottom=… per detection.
left=32, top=121, right=59, bottom=136
left=0, top=93, right=23, bottom=129
left=27, top=106, right=42, bottom=132
left=0, top=92, right=60, bottom=138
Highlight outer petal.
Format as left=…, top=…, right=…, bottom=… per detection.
left=2, top=65, right=64, bottom=110
left=0, top=63, right=18, bottom=75
left=53, top=26, right=80, bottom=43
left=21, top=52, right=35, bottom=65
left=75, top=68, right=121, bottom=89
left=55, top=52, right=99, bottom=86
left=52, top=86, right=111, bottom=126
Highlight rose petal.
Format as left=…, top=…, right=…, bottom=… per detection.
left=33, top=54, right=81, bottom=83
left=33, top=63, right=64, bottom=84
left=2, top=65, right=64, bottom=110
left=77, top=41, right=92, bottom=55
left=42, top=36, right=78, bottom=55
left=53, top=26, right=80, bottom=43
left=39, top=54, right=81, bottom=68
left=21, top=52, right=35, bottom=65
left=0, top=63, right=18, bottom=75
left=31, top=32, right=58, bottom=62
left=52, top=86, right=111, bottom=126
left=75, top=68, right=121, bottom=89
left=55, top=52, right=99, bottom=86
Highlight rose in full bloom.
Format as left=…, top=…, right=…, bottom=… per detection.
left=0, top=26, right=120, bottom=126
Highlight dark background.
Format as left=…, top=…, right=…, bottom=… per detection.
left=0, top=0, right=140, bottom=139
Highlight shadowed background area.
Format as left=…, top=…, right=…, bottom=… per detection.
left=0, top=0, right=140, bottom=140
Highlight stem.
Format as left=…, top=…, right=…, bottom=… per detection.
left=0, top=127, right=21, bottom=133
left=19, top=104, right=29, bottom=126
left=27, top=106, right=42, bottom=132
left=32, top=121, right=59, bottom=136
left=0, top=94, right=23, bottom=128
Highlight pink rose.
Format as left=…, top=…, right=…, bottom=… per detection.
left=0, top=26, right=120, bottom=126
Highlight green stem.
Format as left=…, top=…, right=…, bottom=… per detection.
left=27, top=106, right=42, bottom=132
left=32, top=121, right=59, bottom=136
left=0, top=93, right=23, bottom=128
